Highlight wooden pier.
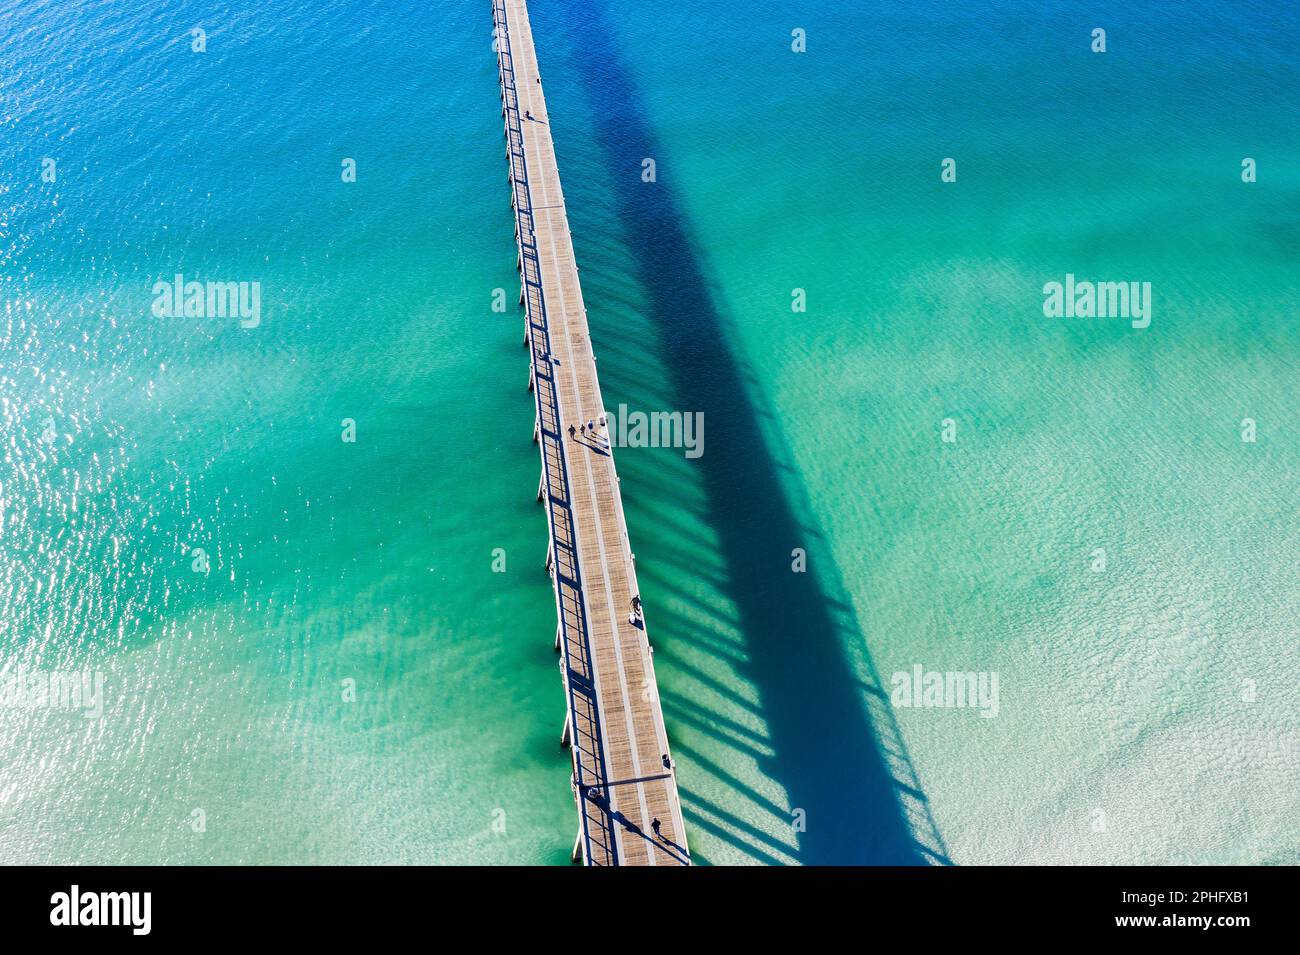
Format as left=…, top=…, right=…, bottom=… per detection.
left=491, top=0, right=689, bottom=866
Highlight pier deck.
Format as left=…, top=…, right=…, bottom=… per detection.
left=492, top=0, right=689, bottom=866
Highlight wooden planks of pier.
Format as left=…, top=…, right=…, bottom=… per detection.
left=491, top=0, right=689, bottom=866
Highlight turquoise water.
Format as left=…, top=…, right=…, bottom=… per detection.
left=2, top=0, right=1296, bottom=864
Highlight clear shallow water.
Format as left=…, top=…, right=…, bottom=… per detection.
left=2, top=0, right=575, bottom=864
left=1, top=0, right=1296, bottom=864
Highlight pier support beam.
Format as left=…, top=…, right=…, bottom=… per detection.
left=532, top=414, right=539, bottom=444
left=554, top=622, right=562, bottom=652
left=560, top=710, right=571, bottom=748
left=571, top=827, right=584, bottom=865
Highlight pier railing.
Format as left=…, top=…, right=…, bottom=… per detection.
left=493, top=0, right=617, bottom=866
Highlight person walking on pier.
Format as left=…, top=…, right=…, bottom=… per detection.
left=568, top=424, right=576, bottom=440
left=651, top=818, right=662, bottom=839
left=579, top=423, right=585, bottom=438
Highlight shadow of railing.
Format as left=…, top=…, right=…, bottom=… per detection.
left=547, top=0, right=950, bottom=864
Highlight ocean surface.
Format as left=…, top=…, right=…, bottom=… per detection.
left=1, top=0, right=1296, bottom=864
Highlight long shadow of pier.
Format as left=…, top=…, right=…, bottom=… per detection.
left=548, top=1, right=950, bottom=864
